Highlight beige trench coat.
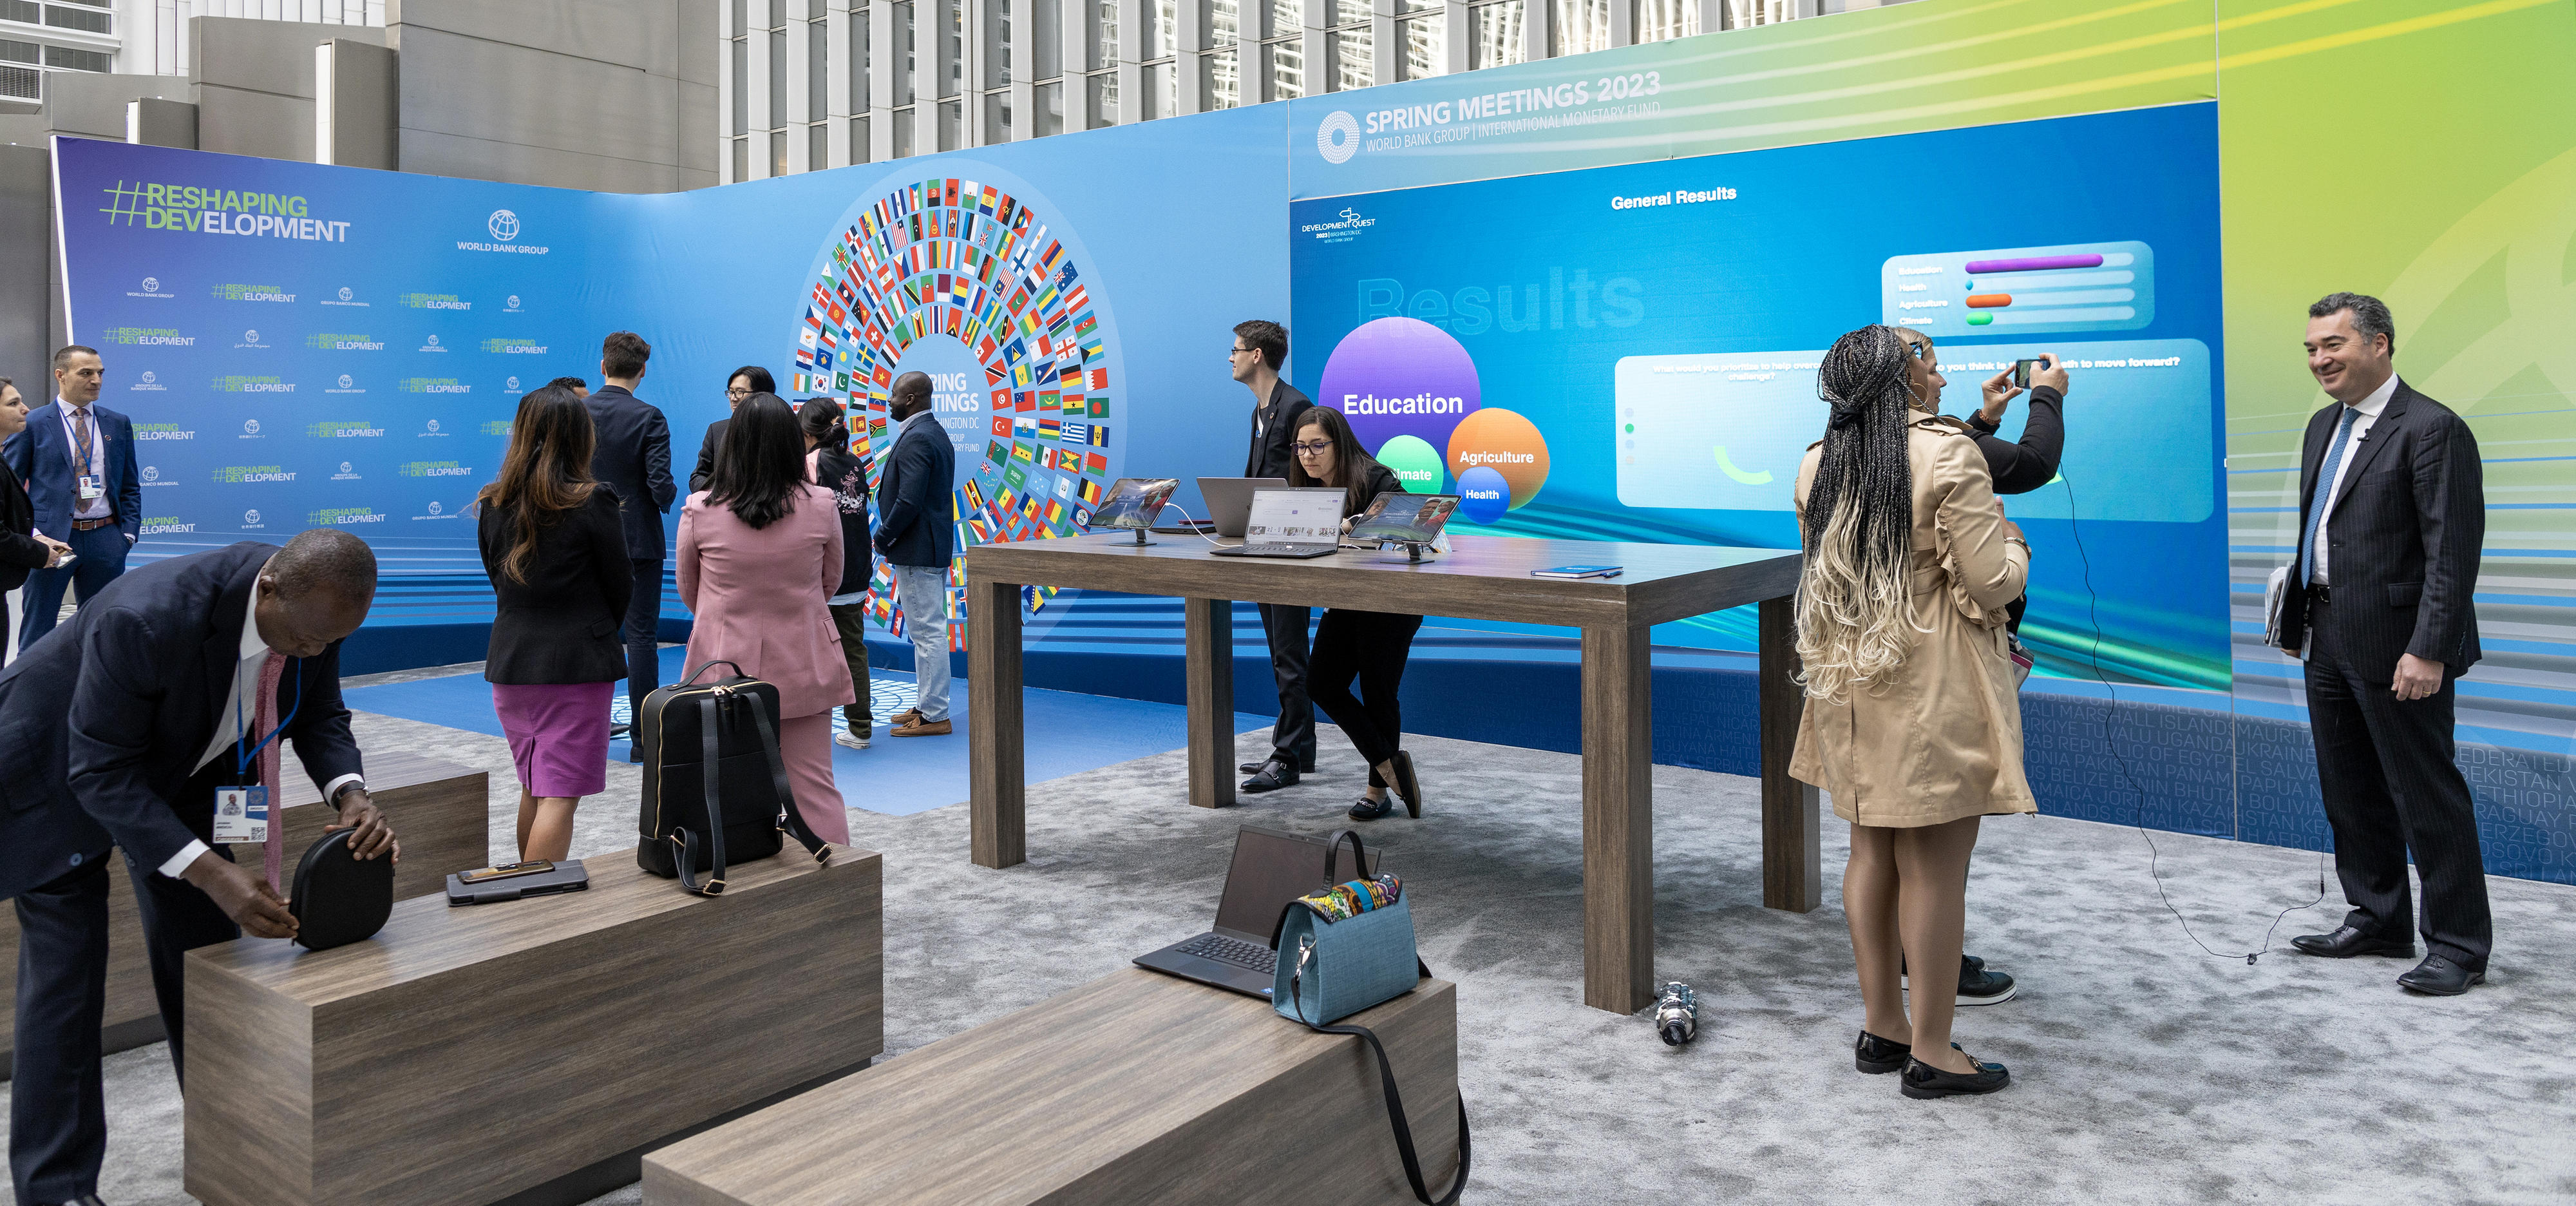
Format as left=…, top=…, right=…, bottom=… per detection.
left=1787, top=415, right=2036, bottom=828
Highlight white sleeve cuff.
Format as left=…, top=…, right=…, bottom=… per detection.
left=158, top=840, right=210, bottom=879
left=322, top=774, right=365, bottom=805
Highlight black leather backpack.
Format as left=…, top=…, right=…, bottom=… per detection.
left=635, top=662, right=831, bottom=895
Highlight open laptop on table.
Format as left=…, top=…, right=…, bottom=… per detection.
left=1196, top=477, right=1287, bottom=537
left=1207, top=487, right=1345, bottom=559
left=1135, top=826, right=1381, bottom=998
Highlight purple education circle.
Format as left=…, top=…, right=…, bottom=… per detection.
left=1315, top=317, right=1481, bottom=454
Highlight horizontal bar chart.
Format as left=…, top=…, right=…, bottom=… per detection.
left=1880, top=240, right=2155, bottom=335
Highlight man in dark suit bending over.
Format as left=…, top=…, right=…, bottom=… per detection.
left=2276, top=292, right=2490, bottom=995
left=1, top=530, right=399, bottom=1206
left=584, top=331, right=679, bottom=752
left=1229, top=320, right=1317, bottom=794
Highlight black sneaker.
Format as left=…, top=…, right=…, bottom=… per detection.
left=1902, top=954, right=2016, bottom=1006
left=1899, top=1044, right=2010, bottom=1099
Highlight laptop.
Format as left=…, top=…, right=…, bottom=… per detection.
left=1197, top=476, right=1288, bottom=537
left=1134, top=827, right=1381, bottom=998
left=1208, top=488, right=1345, bottom=560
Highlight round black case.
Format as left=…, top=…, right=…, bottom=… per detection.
left=289, top=827, right=395, bottom=951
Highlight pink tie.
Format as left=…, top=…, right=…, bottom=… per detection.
left=254, top=653, right=289, bottom=893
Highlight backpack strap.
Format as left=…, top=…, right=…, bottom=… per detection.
left=745, top=691, right=831, bottom=865
left=1285, top=944, right=1468, bottom=1206
left=676, top=693, right=730, bottom=897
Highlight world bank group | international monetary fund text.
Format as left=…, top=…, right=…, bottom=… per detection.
left=99, top=181, right=353, bottom=242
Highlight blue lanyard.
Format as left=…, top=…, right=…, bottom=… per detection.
left=233, top=655, right=302, bottom=776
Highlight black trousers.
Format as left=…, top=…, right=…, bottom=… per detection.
left=2305, top=598, right=2492, bottom=969
left=1307, top=609, right=1424, bottom=787
left=1257, top=603, right=1315, bottom=768
left=624, top=557, right=665, bottom=725
left=828, top=601, right=875, bottom=731
left=11, top=844, right=236, bottom=1205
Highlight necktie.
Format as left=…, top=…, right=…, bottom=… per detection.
left=2298, top=406, right=2360, bottom=585
left=254, top=653, right=289, bottom=892
left=71, top=408, right=95, bottom=478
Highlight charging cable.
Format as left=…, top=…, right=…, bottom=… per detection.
left=2058, top=474, right=2324, bottom=965
left=1150, top=501, right=1243, bottom=549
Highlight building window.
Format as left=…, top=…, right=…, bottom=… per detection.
left=42, top=43, right=106, bottom=72
left=983, top=0, right=1012, bottom=87
left=772, top=129, right=788, bottom=176
left=0, top=37, right=35, bottom=63
left=44, top=4, right=112, bottom=35
left=733, top=137, right=750, bottom=181
left=936, top=99, right=959, bottom=148
left=1084, top=70, right=1117, bottom=127
left=1034, top=79, right=1064, bottom=136
left=1086, top=0, right=1115, bottom=72
left=1469, top=0, right=1525, bottom=69
left=1632, top=0, right=1694, bottom=43
left=1552, top=0, right=1606, bottom=56
left=982, top=90, right=1012, bottom=142
left=940, top=0, right=962, bottom=99
left=810, top=12, right=829, bottom=117
left=0, top=1, right=38, bottom=24
left=1325, top=26, right=1368, bottom=91
left=893, top=110, right=915, bottom=156
left=730, top=29, right=748, bottom=138
left=851, top=5, right=871, bottom=110
left=1257, top=0, right=1302, bottom=102
left=1201, top=46, right=1238, bottom=108
left=852, top=113, right=871, bottom=162
left=892, top=1, right=915, bottom=105
left=1397, top=13, right=1441, bottom=80
left=810, top=122, right=829, bottom=168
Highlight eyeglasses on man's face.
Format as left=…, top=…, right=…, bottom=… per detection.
left=726, top=385, right=753, bottom=398
left=1291, top=441, right=1334, bottom=455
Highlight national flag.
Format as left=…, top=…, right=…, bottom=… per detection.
left=962, top=479, right=985, bottom=510
left=987, top=440, right=1010, bottom=463
left=1003, top=463, right=1028, bottom=490
left=1059, top=365, right=1082, bottom=388
left=968, top=515, right=992, bottom=542
left=1090, top=369, right=1109, bottom=392
left=1046, top=499, right=1066, bottom=525
left=1014, top=417, right=1036, bottom=438
left=1086, top=423, right=1109, bottom=447
left=1072, top=312, right=1097, bottom=340
left=1010, top=441, right=1036, bottom=464
left=1084, top=452, right=1108, bottom=476
left=795, top=349, right=816, bottom=370
left=990, top=416, right=1013, bottom=439
left=1053, top=475, right=1074, bottom=500
left=1037, top=419, right=1063, bottom=440
left=989, top=387, right=1010, bottom=411
left=1062, top=422, right=1089, bottom=445
left=978, top=335, right=998, bottom=361
left=1014, top=390, right=1036, bottom=413
left=996, top=486, right=1018, bottom=513
left=1063, top=285, right=1090, bottom=314
left=1039, top=390, right=1061, bottom=411
left=799, top=323, right=820, bottom=350
left=1012, top=364, right=1034, bottom=388
left=1060, top=393, right=1083, bottom=414
left=1079, top=478, right=1103, bottom=505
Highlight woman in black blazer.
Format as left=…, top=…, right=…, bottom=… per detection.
left=0, top=380, right=71, bottom=656
left=1286, top=405, right=1428, bottom=822
left=476, top=385, right=632, bottom=861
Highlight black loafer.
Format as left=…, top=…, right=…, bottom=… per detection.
left=1855, top=1029, right=1911, bottom=1075
left=1240, top=758, right=1317, bottom=774
left=1900, top=1044, right=2009, bottom=1099
left=1902, top=955, right=2016, bottom=1006
left=2396, top=953, right=2484, bottom=996
left=2291, top=925, right=2416, bottom=959
left=1240, top=758, right=1300, bottom=793
left=1347, top=795, right=1397, bottom=821
left=1389, top=751, right=1423, bottom=818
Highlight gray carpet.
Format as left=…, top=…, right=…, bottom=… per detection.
left=9, top=667, right=2574, bottom=1204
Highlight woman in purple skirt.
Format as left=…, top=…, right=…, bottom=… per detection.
left=476, top=384, right=633, bottom=861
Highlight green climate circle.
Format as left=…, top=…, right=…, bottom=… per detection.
left=1374, top=434, right=1446, bottom=493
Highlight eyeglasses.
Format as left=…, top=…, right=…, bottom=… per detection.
left=1229, top=346, right=1256, bottom=358
left=726, top=385, right=753, bottom=398
left=1291, top=441, right=1334, bottom=455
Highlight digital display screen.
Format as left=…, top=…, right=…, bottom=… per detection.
left=1244, top=489, right=1344, bottom=542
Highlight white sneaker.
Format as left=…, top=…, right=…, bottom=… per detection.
left=835, top=730, right=871, bottom=750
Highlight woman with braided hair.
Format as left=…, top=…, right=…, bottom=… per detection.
left=1789, top=324, right=2033, bottom=1099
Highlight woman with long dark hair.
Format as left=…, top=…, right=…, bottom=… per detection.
left=1790, top=325, right=2032, bottom=1099
left=1287, top=405, right=1427, bottom=821
left=476, top=384, right=632, bottom=861
left=800, top=397, right=875, bottom=750
left=676, top=393, right=855, bottom=843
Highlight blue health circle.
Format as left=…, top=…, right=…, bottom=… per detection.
left=1456, top=465, right=1510, bottom=524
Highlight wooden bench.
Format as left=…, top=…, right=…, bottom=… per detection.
left=643, top=968, right=1459, bottom=1206
left=0, top=749, right=487, bottom=1071
left=183, top=842, right=883, bottom=1206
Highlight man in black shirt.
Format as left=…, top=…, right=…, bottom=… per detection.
left=1230, top=320, right=1315, bottom=794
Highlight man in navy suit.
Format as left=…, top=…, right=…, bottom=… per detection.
left=874, top=371, right=956, bottom=737
left=1, top=531, right=398, bottom=1206
left=3, top=346, right=142, bottom=654
left=583, top=331, right=679, bottom=752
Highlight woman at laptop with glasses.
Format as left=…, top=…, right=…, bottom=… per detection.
left=1286, top=407, right=1428, bottom=821
left=1791, top=325, right=2031, bottom=1099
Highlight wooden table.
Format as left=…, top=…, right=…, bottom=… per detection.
left=184, top=843, right=883, bottom=1206
left=0, top=749, right=486, bottom=1073
left=643, top=968, right=1459, bottom=1205
left=965, top=532, right=1812, bottom=1014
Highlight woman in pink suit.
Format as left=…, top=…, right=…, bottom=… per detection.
left=676, top=392, right=856, bottom=844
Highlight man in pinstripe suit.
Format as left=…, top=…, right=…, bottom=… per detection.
left=2276, top=292, right=2491, bottom=996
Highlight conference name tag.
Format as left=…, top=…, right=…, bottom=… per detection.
left=77, top=474, right=102, bottom=501
left=213, top=786, right=268, bottom=844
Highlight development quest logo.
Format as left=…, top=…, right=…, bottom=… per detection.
left=101, top=181, right=352, bottom=242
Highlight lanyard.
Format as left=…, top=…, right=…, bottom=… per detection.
left=233, top=655, right=303, bottom=777
left=69, top=408, right=95, bottom=474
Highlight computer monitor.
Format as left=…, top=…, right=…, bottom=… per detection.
left=1088, top=477, right=1179, bottom=545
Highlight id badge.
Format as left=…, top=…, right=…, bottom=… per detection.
left=213, top=785, right=269, bottom=843
left=77, top=474, right=102, bottom=501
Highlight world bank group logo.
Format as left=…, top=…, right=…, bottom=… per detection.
left=142, top=277, right=158, bottom=292
left=428, top=501, right=444, bottom=515
left=243, top=509, right=262, bottom=527
left=142, top=371, right=155, bottom=383
left=338, top=287, right=352, bottom=302
left=506, top=294, right=523, bottom=311
left=339, top=374, right=354, bottom=388
left=140, top=466, right=158, bottom=483
left=1316, top=111, right=1361, bottom=164
left=242, top=419, right=260, bottom=435
left=505, top=376, right=521, bottom=391
left=488, top=209, right=520, bottom=242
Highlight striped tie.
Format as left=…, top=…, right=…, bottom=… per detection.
left=254, top=653, right=289, bottom=892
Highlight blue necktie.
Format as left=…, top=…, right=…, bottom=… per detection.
left=2299, top=406, right=2360, bottom=584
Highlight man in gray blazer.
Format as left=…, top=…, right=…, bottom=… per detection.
left=2277, top=292, right=2490, bottom=995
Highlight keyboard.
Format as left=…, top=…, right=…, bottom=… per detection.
left=1209, top=543, right=1336, bottom=559
left=1175, top=933, right=1278, bottom=972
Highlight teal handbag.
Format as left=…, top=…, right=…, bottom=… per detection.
left=1270, top=830, right=1470, bottom=1206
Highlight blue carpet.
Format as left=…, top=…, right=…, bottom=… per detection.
left=343, top=646, right=1271, bottom=817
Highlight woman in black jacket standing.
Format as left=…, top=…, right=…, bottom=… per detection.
left=476, top=385, right=632, bottom=861
left=0, top=378, right=71, bottom=660
left=800, top=397, right=874, bottom=749
left=1287, top=405, right=1426, bottom=821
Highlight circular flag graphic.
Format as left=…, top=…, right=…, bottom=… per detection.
left=786, top=173, right=1120, bottom=647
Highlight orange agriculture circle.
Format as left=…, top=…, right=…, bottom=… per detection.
left=1445, top=407, right=1549, bottom=509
